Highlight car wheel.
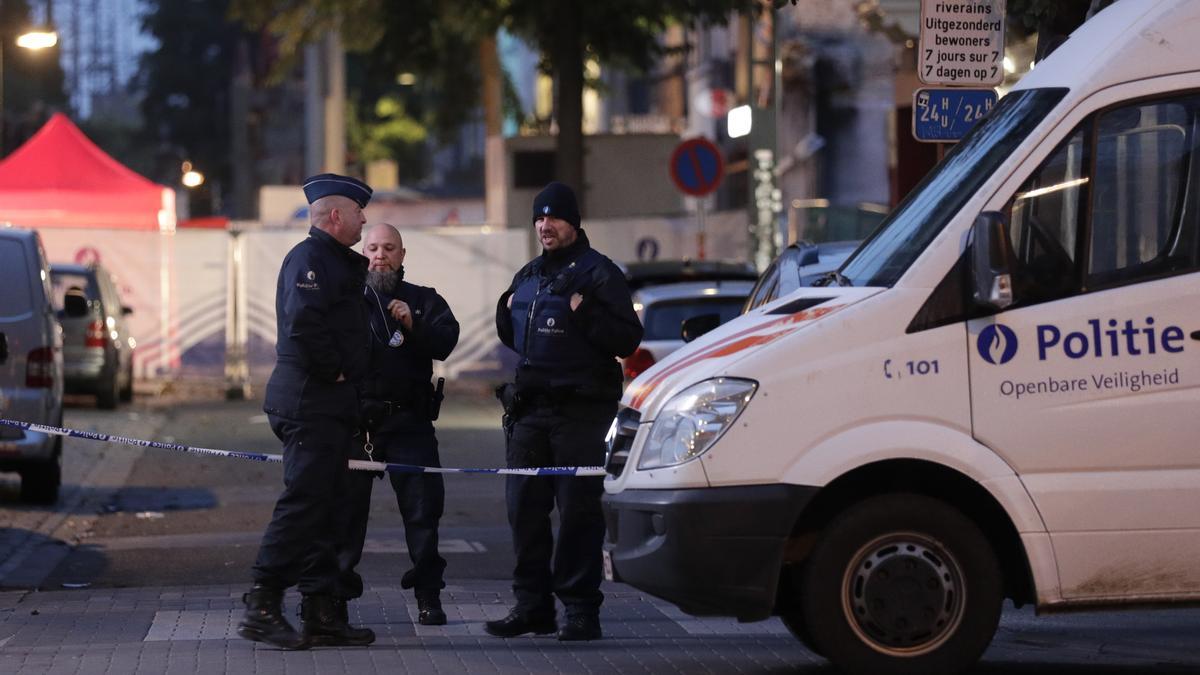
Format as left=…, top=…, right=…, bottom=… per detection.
left=97, top=366, right=119, bottom=409
left=800, top=493, right=1002, bottom=675
left=119, top=359, right=134, bottom=402
left=20, top=438, right=62, bottom=505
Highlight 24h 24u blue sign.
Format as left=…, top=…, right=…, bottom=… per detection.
left=913, top=88, right=998, bottom=143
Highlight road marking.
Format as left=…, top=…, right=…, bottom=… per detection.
left=87, top=531, right=487, bottom=554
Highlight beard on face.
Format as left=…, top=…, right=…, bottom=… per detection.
left=367, top=268, right=398, bottom=293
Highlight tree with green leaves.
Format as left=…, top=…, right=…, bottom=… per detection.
left=1007, top=0, right=1118, bottom=60
left=232, top=0, right=754, bottom=211
left=136, top=0, right=240, bottom=213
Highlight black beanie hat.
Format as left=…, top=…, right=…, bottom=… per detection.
left=532, top=181, right=581, bottom=229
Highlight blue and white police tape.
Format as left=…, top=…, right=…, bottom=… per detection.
left=0, top=419, right=607, bottom=477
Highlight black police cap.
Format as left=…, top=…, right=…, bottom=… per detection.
left=302, top=173, right=373, bottom=208
left=532, top=181, right=580, bottom=229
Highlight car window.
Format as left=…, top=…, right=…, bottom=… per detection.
left=643, top=297, right=746, bottom=341
left=744, top=259, right=781, bottom=312
left=1004, top=91, right=1200, bottom=307
left=0, top=239, right=34, bottom=319
left=50, top=272, right=99, bottom=312
left=97, top=270, right=122, bottom=313
left=1088, top=99, right=1197, bottom=285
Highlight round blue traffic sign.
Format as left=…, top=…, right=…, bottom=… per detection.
left=670, top=137, right=724, bottom=197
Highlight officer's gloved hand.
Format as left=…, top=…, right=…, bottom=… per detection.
left=360, top=399, right=388, bottom=431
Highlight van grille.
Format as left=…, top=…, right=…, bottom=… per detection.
left=604, top=407, right=641, bottom=478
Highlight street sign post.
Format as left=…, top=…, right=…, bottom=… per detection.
left=919, top=0, right=1006, bottom=87
left=912, top=87, right=997, bottom=142
left=669, top=137, right=725, bottom=259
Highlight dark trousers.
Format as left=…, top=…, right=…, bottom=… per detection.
left=337, top=419, right=446, bottom=600
left=505, top=400, right=613, bottom=617
left=252, top=414, right=352, bottom=596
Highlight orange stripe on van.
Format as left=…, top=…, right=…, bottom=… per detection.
left=627, top=304, right=843, bottom=410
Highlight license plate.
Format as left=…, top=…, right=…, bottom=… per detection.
left=602, top=549, right=614, bottom=581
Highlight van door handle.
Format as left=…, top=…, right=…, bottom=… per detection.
left=0, top=332, right=7, bottom=364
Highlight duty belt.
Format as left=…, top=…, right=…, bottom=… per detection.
left=375, top=397, right=428, bottom=417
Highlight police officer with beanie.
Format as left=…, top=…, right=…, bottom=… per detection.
left=335, top=222, right=459, bottom=626
left=486, top=181, right=643, bottom=641
left=238, top=173, right=376, bottom=650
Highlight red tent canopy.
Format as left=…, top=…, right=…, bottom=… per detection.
left=0, top=113, right=175, bottom=230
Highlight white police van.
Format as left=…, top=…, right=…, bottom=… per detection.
left=601, top=1, right=1200, bottom=673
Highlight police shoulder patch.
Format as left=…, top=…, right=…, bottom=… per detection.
left=295, top=269, right=320, bottom=290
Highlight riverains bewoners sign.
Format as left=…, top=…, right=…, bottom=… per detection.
left=919, top=0, right=1007, bottom=86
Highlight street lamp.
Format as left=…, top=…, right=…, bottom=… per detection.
left=15, top=31, right=56, bottom=50
left=0, top=27, right=60, bottom=154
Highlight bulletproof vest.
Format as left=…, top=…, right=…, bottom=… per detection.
left=510, top=248, right=606, bottom=379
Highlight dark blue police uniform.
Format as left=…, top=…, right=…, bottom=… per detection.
left=253, top=224, right=369, bottom=594
left=491, top=202, right=643, bottom=640
left=336, top=277, right=459, bottom=607
left=240, top=174, right=373, bottom=653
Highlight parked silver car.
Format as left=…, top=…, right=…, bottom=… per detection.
left=0, top=226, right=65, bottom=503
left=623, top=280, right=753, bottom=381
left=741, top=240, right=861, bottom=313
left=49, top=263, right=135, bottom=409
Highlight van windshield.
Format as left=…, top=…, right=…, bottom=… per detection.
left=840, top=88, right=1068, bottom=287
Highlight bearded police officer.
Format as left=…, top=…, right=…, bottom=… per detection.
left=238, top=174, right=376, bottom=650
left=486, top=182, right=643, bottom=641
left=336, top=223, right=459, bottom=627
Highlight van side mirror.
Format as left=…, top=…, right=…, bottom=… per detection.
left=63, top=293, right=89, bottom=318
left=0, top=332, right=7, bottom=364
left=681, top=313, right=721, bottom=343
left=970, top=211, right=1015, bottom=310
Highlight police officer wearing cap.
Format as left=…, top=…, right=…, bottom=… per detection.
left=486, top=182, right=643, bottom=641
left=238, top=173, right=376, bottom=650
left=335, top=222, right=459, bottom=627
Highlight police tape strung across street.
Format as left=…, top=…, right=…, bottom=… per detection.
left=0, top=419, right=607, bottom=477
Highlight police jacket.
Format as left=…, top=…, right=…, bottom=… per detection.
left=495, top=230, right=642, bottom=398
left=363, top=277, right=459, bottom=403
left=264, top=226, right=369, bottom=420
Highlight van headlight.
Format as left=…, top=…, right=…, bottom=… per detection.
left=637, top=378, right=757, bottom=470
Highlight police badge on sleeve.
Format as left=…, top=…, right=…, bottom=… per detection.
left=296, top=269, right=320, bottom=290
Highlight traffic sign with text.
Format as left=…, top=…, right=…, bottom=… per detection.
left=919, top=0, right=1006, bottom=86
left=912, top=88, right=997, bottom=142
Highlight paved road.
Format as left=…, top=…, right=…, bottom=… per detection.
left=1, top=386, right=1199, bottom=673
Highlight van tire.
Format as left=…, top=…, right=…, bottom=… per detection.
left=800, top=493, right=1002, bottom=675
left=119, top=360, right=134, bottom=402
left=20, top=439, right=62, bottom=505
left=97, top=368, right=119, bottom=410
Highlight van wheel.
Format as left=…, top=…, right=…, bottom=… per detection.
left=97, top=368, right=119, bottom=409
left=20, top=442, right=62, bottom=505
left=800, top=493, right=1002, bottom=675
left=119, top=360, right=134, bottom=402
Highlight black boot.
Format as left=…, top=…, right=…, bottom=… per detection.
left=416, top=592, right=447, bottom=626
left=299, top=595, right=376, bottom=646
left=557, top=614, right=602, bottom=641
left=484, top=608, right=557, bottom=637
left=237, top=585, right=308, bottom=650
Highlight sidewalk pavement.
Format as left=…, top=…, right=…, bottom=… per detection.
left=0, top=577, right=820, bottom=674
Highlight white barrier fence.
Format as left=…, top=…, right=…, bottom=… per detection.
left=38, top=209, right=749, bottom=381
